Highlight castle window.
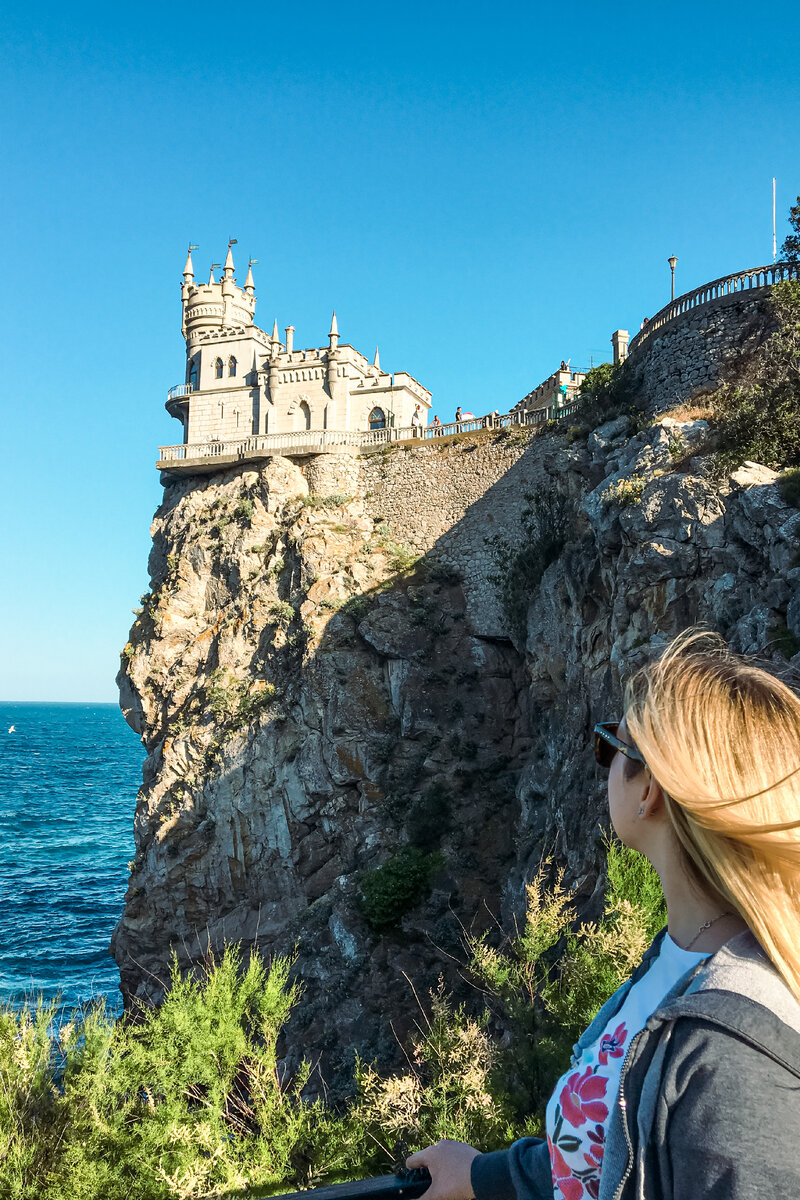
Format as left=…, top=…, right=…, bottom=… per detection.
left=215, top=358, right=223, bottom=379
left=189, top=360, right=198, bottom=389
left=299, top=400, right=311, bottom=430
left=228, top=356, right=237, bottom=377
left=369, top=407, right=386, bottom=430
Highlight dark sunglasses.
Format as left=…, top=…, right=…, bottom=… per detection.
left=593, top=722, right=646, bottom=770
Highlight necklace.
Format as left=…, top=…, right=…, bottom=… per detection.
left=684, top=911, right=734, bottom=952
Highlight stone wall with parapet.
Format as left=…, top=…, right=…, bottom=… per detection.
left=301, top=428, right=588, bottom=636
left=626, top=290, right=777, bottom=411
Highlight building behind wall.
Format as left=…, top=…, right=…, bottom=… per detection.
left=166, top=244, right=432, bottom=443
left=513, top=360, right=588, bottom=416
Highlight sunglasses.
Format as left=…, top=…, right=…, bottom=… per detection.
left=593, top=722, right=646, bottom=770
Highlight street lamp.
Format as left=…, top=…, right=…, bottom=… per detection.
left=668, top=255, right=678, bottom=302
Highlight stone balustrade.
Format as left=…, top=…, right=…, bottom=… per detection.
left=629, top=260, right=799, bottom=355
left=157, top=398, right=582, bottom=471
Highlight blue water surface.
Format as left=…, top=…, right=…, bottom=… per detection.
left=0, top=703, right=144, bottom=1013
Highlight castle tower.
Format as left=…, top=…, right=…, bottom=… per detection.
left=163, top=243, right=432, bottom=461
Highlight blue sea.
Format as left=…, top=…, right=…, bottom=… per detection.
left=0, top=703, right=144, bottom=1014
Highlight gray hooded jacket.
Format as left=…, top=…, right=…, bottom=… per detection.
left=471, top=930, right=800, bottom=1199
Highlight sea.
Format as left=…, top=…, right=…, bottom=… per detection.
left=0, top=702, right=144, bottom=1015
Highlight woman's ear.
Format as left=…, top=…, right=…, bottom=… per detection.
left=639, top=774, right=665, bottom=818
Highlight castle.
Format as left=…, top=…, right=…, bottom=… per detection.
left=165, top=244, right=432, bottom=445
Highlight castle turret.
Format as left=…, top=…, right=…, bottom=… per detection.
left=244, top=260, right=256, bottom=297
left=326, top=310, right=348, bottom=425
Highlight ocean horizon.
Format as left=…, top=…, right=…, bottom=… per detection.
left=0, top=701, right=144, bottom=1014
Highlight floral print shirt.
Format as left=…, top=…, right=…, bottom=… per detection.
left=545, top=933, right=709, bottom=1200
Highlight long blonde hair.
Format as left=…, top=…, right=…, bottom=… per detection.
left=624, top=628, right=800, bottom=1001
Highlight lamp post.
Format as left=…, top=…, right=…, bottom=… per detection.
left=668, top=255, right=678, bottom=302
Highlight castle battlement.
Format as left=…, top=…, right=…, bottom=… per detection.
left=166, top=243, right=432, bottom=450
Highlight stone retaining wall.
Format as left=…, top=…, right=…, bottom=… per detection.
left=627, top=290, right=777, bottom=410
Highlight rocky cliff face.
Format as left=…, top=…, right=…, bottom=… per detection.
left=115, top=415, right=800, bottom=1082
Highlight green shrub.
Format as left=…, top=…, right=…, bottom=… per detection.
left=360, top=847, right=441, bottom=930
left=779, top=466, right=800, bottom=507
left=301, top=493, right=353, bottom=510
left=772, top=619, right=800, bottom=660
left=577, top=361, right=634, bottom=423
left=0, top=950, right=355, bottom=1199
left=235, top=498, right=254, bottom=524
left=466, top=838, right=666, bottom=1122
left=268, top=601, right=295, bottom=628
left=712, top=280, right=800, bottom=473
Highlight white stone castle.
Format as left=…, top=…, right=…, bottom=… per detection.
left=166, top=243, right=432, bottom=445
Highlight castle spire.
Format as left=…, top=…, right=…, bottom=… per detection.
left=244, top=259, right=255, bottom=294
left=183, top=246, right=195, bottom=281
left=373, top=346, right=380, bottom=370
left=223, top=239, right=237, bottom=279
left=329, top=310, right=339, bottom=351
left=271, top=317, right=280, bottom=343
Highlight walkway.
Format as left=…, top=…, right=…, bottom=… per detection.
left=629, top=260, right=799, bottom=355
left=157, top=399, right=582, bottom=473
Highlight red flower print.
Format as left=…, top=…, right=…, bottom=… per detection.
left=598, top=1022, right=627, bottom=1066
left=586, top=1180, right=600, bottom=1199
left=548, top=1137, right=585, bottom=1200
left=559, top=1067, right=609, bottom=1128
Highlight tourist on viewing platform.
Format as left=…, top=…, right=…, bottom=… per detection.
left=432, top=415, right=442, bottom=435
left=412, top=404, right=423, bottom=437
left=455, top=406, right=462, bottom=426
left=408, top=629, right=800, bottom=1199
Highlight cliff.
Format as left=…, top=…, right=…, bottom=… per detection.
left=115, top=414, right=800, bottom=1081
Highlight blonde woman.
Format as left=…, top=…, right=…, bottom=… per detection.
left=408, top=630, right=800, bottom=1199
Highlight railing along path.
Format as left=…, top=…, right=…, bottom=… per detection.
left=158, top=400, right=582, bottom=466
left=629, top=260, right=799, bottom=354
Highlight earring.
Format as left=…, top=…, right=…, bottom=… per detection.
left=638, top=807, right=645, bottom=815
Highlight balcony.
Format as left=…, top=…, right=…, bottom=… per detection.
left=166, top=383, right=196, bottom=403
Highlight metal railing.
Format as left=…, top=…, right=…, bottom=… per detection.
left=629, top=260, right=800, bottom=354
left=167, top=383, right=196, bottom=402
left=157, top=399, right=583, bottom=466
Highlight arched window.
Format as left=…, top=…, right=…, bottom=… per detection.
left=228, top=356, right=237, bottom=377
left=299, top=400, right=311, bottom=430
left=189, top=359, right=198, bottom=389
left=369, top=407, right=386, bottom=430
left=215, top=358, right=223, bottom=379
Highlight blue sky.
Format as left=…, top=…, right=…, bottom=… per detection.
left=1, top=0, right=799, bottom=701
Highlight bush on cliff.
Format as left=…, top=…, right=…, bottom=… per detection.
left=0, top=841, right=665, bottom=1197
left=712, top=279, right=800, bottom=473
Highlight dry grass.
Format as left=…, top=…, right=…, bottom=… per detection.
left=657, top=399, right=716, bottom=424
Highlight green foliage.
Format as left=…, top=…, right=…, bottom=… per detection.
left=602, top=473, right=646, bottom=507
left=301, top=493, right=353, bottom=510
left=781, top=195, right=800, bottom=262
left=466, top=839, right=666, bottom=1122
left=2, top=843, right=668, bottom=1194
left=0, top=949, right=354, bottom=1199
left=771, top=619, right=800, bottom=660
left=360, top=847, right=441, bottom=931
left=577, top=361, right=633, bottom=423
left=235, top=498, right=254, bottom=524
left=348, top=982, right=516, bottom=1161
left=712, top=280, right=800, bottom=473
left=268, top=601, right=295, bottom=628
left=487, top=486, right=575, bottom=642
left=779, top=466, right=800, bottom=507
left=205, top=668, right=278, bottom=728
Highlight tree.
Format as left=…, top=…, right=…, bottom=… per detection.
left=781, top=195, right=800, bottom=262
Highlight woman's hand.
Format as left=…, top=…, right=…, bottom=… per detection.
left=406, top=1139, right=479, bottom=1200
